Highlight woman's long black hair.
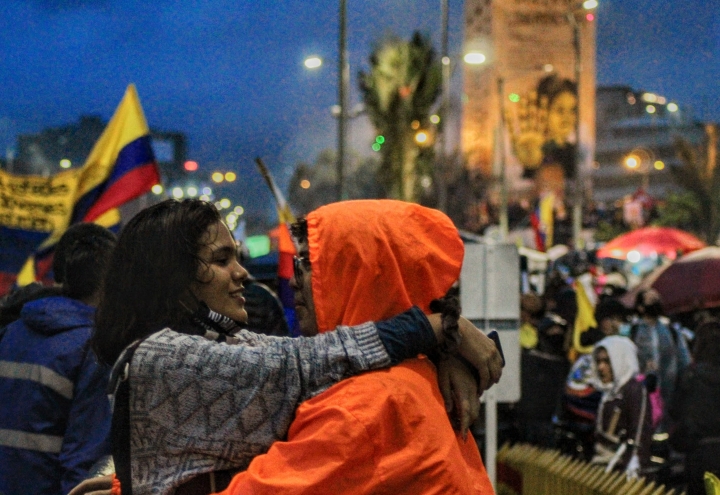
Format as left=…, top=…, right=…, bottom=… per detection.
left=92, top=199, right=221, bottom=365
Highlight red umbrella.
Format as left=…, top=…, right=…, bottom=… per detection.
left=621, top=246, right=720, bottom=314
left=596, top=226, right=706, bottom=261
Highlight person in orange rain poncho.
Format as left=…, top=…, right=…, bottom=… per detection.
left=218, top=199, right=497, bottom=494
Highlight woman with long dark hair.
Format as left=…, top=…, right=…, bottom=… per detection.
left=86, top=199, right=502, bottom=495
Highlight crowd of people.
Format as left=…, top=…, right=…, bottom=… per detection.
left=515, top=261, right=720, bottom=494
left=0, top=198, right=503, bottom=495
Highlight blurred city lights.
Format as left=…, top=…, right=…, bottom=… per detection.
left=641, top=93, right=658, bottom=103
left=184, top=160, right=198, bottom=171
left=172, top=187, right=184, bottom=199
left=442, top=56, right=450, bottom=66
left=202, top=187, right=212, bottom=195
left=372, top=143, right=381, bottom=152
left=200, top=195, right=210, bottom=201
left=625, top=156, right=639, bottom=169
left=586, top=13, right=594, bottom=21
left=225, top=171, right=237, bottom=182
left=226, top=213, right=237, bottom=224
left=627, top=250, right=642, bottom=263
left=59, top=158, right=71, bottom=169
left=212, top=172, right=224, bottom=183
left=375, top=135, right=385, bottom=144
left=646, top=105, right=656, bottom=114
left=583, top=0, right=598, bottom=9
left=654, top=160, right=665, bottom=170
left=414, top=131, right=429, bottom=144
left=543, top=64, right=554, bottom=73
left=411, top=120, right=420, bottom=130
left=463, top=52, right=486, bottom=65
left=509, top=93, right=520, bottom=103
left=304, top=56, right=322, bottom=69
left=667, top=103, right=679, bottom=112
left=430, top=114, right=440, bottom=124
left=151, top=184, right=164, bottom=195
left=219, top=198, right=231, bottom=209
left=187, top=186, right=198, bottom=197
left=300, top=179, right=311, bottom=189
left=233, top=206, right=244, bottom=215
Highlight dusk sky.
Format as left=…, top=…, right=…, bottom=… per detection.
left=1, top=0, right=718, bottom=219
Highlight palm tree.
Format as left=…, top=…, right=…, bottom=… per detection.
left=656, top=126, right=720, bottom=244
left=359, top=32, right=441, bottom=202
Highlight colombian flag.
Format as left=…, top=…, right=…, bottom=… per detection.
left=1, top=84, right=159, bottom=293
left=70, top=83, right=159, bottom=226
left=256, top=158, right=299, bottom=336
left=572, top=273, right=598, bottom=357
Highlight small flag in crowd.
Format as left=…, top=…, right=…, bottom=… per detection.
left=255, top=157, right=300, bottom=336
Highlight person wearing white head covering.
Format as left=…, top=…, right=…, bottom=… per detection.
left=591, top=336, right=653, bottom=478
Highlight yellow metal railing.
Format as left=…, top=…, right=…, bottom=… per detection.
left=496, top=443, right=682, bottom=495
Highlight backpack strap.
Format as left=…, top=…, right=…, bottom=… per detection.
left=111, top=340, right=143, bottom=495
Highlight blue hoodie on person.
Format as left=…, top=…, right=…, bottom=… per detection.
left=0, top=296, right=111, bottom=495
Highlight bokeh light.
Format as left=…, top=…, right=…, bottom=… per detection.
left=463, top=52, right=486, bottom=65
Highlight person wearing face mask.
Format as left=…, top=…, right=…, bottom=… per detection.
left=580, top=297, right=628, bottom=347
left=516, top=312, right=570, bottom=448
left=591, top=336, right=653, bottom=478
left=81, top=199, right=501, bottom=495
left=216, top=200, right=500, bottom=494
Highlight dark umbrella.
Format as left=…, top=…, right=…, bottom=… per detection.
left=621, top=246, right=720, bottom=315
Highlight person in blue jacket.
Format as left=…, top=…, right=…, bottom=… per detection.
left=0, top=223, right=117, bottom=495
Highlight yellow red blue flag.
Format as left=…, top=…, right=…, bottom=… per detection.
left=0, top=84, right=159, bottom=294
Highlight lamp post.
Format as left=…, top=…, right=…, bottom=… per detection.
left=436, top=0, right=450, bottom=213
left=303, top=2, right=348, bottom=202
left=568, top=0, right=597, bottom=249
left=497, top=77, right=508, bottom=241
left=337, top=0, right=349, bottom=201
left=567, top=10, right=582, bottom=249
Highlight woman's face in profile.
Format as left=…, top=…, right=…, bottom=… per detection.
left=595, top=348, right=614, bottom=384
left=190, top=221, right=249, bottom=323
left=547, top=90, right=577, bottom=145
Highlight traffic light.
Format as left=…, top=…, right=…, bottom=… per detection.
left=372, top=135, right=385, bottom=152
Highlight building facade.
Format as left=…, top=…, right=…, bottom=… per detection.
left=593, top=86, right=707, bottom=204
left=462, top=0, right=597, bottom=198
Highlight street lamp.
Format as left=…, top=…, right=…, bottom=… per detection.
left=304, top=56, right=322, bottom=69
left=566, top=0, right=598, bottom=249
left=302, top=1, right=348, bottom=202
left=624, top=148, right=653, bottom=191
left=337, top=0, right=349, bottom=201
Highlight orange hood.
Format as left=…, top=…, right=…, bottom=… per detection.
left=306, top=200, right=464, bottom=333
